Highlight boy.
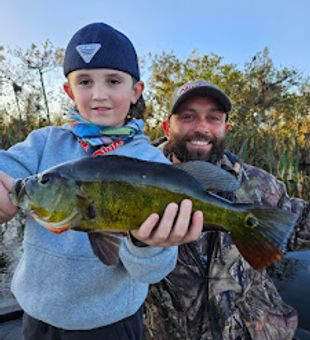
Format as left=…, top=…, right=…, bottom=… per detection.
left=0, top=23, right=202, bottom=339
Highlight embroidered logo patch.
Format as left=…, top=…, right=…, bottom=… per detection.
left=76, top=43, right=101, bottom=63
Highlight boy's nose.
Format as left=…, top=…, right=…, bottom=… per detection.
left=92, top=85, right=108, bottom=100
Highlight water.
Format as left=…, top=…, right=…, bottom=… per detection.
left=0, top=214, right=24, bottom=300
left=269, top=250, right=310, bottom=333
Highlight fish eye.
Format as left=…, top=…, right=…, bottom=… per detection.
left=39, top=174, right=50, bottom=185
left=246, top=215, right=257, bottom=228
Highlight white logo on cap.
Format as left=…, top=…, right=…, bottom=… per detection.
left=76, top=43, right=101, bottom=63
left=177, top=81, right=205, bottom=96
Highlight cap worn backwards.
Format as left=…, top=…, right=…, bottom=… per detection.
left=63, top=22, right=140, bottom=80
left=170, top=80, right=232, bottom=114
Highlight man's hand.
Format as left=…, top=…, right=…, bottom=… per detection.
left=0, top=173, right=18, bottom=224
left=130, top=199, right=203, bottom=247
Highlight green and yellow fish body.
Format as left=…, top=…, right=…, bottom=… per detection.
left=11, top=155, right=297, bottom=269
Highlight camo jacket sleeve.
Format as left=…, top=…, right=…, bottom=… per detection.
left=241, top=163, right=310, bottom=251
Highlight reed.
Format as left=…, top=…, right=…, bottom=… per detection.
left=227, top=128, right=309, bottom=200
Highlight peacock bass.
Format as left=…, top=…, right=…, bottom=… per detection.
left=10, top=155, right=297, bottom=269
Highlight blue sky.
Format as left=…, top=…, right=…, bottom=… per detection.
left=1, top=0, right=309, bottom=79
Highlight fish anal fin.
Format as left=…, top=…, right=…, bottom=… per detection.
left=88, top=232, right=123, bottom=266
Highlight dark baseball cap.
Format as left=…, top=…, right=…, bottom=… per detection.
left=170, top=80, right=232, bottom=114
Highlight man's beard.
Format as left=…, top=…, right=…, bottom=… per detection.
left=166, top=132, right=225, bottom=164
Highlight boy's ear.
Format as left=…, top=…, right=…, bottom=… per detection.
left=131, top=81, right=144, bottom=104
left=162, top=119, right=171, bottom=139
left=63, top=82, right=74, bottom=100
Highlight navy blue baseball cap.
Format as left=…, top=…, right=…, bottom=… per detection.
left=63, top=22, right=140, bottom=80
left=170, top=80, right=232, bottom=114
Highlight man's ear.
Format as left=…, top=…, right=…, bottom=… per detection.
left=162, top=119, right=171, bottom=139
left=131, top=81, right=144, bottom=104
left=63, top=82, right=74, bottom=100
left=225, top=122, right=231, bottom=134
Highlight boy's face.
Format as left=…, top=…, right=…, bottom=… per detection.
left=64, top=69, right=143, bottom=126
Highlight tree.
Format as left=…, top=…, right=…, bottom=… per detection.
left=14, top=40, right=64, bottom=124
left=0, top=46, right=4, bottom=63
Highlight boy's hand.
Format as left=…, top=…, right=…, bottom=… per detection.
left=0, top=173, right=18, bottom=223
left=130, top=199, right=203, bottom=247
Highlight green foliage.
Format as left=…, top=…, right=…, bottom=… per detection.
left=0, top=107, right=60, bottom=150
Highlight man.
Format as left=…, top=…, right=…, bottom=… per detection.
left=144, top=80, right=310, bottom=340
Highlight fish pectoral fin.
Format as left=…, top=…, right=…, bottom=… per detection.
left=174, top=161, right=240, bottom=192
left=88, top=232, right=123, bottom=266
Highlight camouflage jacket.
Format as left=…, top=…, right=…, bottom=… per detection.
left=144, top=144, right=310, bottom=340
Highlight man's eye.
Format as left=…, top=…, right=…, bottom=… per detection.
left=209, top=115, right=220, bottom=121
left=181, top=114, right=194, bottom=121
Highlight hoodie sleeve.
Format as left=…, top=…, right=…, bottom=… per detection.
left=119, top=237, right=178, bottom=283
left=0, top=128, right=47, bottom=178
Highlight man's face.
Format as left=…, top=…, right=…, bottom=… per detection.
left=163, top=96, right=230, bottom=163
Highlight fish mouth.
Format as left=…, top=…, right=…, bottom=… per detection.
left=14, top=179, right=24, bottom=196
left=10, top=179, right=28, bottom=207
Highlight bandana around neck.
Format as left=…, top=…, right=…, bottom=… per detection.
left=64, top=108, right=144, bottom=156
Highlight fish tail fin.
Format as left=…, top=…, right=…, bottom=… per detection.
left=231, top=206, right=297, bottom=270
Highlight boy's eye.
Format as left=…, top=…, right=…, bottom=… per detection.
left=108, top=78, right=121, bottom=85
left=78, top=79, right=92, bottom=86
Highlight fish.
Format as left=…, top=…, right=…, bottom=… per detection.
left=10, top=155, right=297, bottom=270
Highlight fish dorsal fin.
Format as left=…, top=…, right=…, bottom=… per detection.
left=174, top=161, right=240, bottom=192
